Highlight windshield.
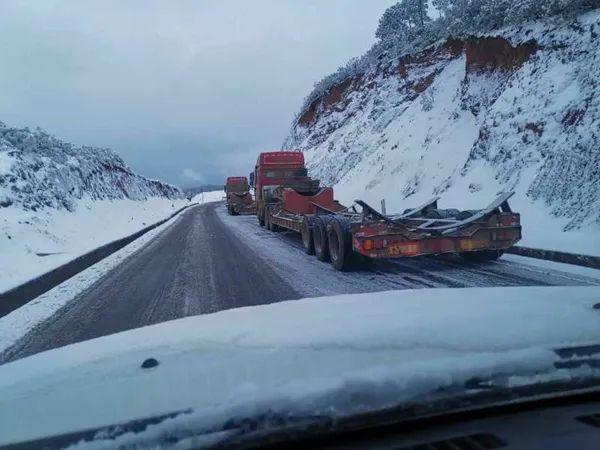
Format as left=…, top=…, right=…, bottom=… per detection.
left=227, top=183, right=248, bottom=193
left=1, top=1, right=599, bottom=449
left=263, top=168, right=308, bottom=178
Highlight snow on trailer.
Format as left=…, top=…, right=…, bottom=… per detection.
left=254, top=151, right=522, bottom=271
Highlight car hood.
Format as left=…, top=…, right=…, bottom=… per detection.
left=1, top=286, right=599, bottom=447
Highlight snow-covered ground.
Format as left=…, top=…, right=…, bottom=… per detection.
left=286, top=10, right=600, bottom=256
left=0, top=286, right=598, bottom=447
left=0, top=197, right=189, bottom=293
left=190, top=190, right=225, bottom=204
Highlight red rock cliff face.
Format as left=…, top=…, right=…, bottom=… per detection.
left=465, top=37, right=538, bottom=72
left=297, top=37, right=538, bottom=129
left=398, top=38, right=464, bottom=78
left=298, top=76, right=363, bottom=127
left=461, top=37, right=539, bottom=116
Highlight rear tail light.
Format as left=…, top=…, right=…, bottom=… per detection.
left=362, top=239, right=374, bottom=251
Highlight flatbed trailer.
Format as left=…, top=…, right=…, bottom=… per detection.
left=266, top=192, right=522, bottom=271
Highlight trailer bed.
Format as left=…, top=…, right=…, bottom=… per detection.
left=264, top=192, right=522, bottom=270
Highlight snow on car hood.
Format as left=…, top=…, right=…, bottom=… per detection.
left=0, top=286, right=599, bottom=446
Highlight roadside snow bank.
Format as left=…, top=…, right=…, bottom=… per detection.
left=0, top=286, right=598, bottom=446
left=0, top=197, right=189, bottom=293
left=191, top=190, right=224, bottom=204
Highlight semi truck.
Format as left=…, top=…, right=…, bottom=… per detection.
left=252, top=151, right=522, bottom=270
left=224, top=176, right=255, bottom=215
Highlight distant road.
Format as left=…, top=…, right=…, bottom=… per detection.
left=3, top=202, right=599, bottom=363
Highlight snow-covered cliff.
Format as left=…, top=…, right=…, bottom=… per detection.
left=285, top=10, right=600, bottom=253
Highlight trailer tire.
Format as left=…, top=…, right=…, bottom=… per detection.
left=301, top=216, right=315, bottom=255
left=460, top=250, right=504, bottom=262
left=327, top=216, right=354, bottom=271
left=266, top=206, right=281, bottom=232
left=313, top=216, right=332, bottom=262
left=266, top=209, right=275, bottom=232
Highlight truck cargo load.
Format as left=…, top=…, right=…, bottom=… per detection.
left=252, top=151, right=521, bottom=270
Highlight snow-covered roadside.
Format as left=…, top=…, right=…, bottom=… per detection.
left=501, top=254, right=600, bottom=282
left=0, top=208, right=190, bottom=355
left=0, top=286, right=598, bottom=447
left=191, top=190, right=225, bottom=204
left=0, top=197, right=189, bottom=293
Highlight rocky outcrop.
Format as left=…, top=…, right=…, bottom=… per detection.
left=465, top=37, right=538, bottom=72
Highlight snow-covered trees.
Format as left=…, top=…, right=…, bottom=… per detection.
left=0, top=122, right=182, bottom=211
left=297, top=0, right=600, bottom=118
left=376, top=0, right=430, bottom=42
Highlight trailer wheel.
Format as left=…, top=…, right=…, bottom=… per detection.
left=266, top=206, right=281, bottom=232
left=460, top=250, right=504, bottom=262
left=301, top=216, right=315, bottom=255
left=265, top=209, right=274, bottom=231
left=327, top=216, right=353, bottom=271
left=227, top=205, right=233, bottom=215
left=313, top=216, right=333, bottom=262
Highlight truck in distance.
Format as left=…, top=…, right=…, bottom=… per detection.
left=251, top=151, right=345, bottom=227
left=252, top=151, right=522, bottom=271
left=224, top=176, right=256, bottom=215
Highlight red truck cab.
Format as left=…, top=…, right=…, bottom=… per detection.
left=224, top=176, right=255, bottom=215
left=225, top=176, right=249, bottom=193
left=252, top=151, right=308, bottom=225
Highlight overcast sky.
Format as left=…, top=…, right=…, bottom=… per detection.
left=0, top=0, right=396, bottom=187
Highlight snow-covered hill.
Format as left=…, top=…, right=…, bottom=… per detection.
left=0, top=123, right=181, bottom=211
left=285, top=9, right=600, bottom=255
left=0, top=123, right=187, bottom=292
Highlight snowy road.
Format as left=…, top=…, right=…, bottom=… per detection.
left=2, top=201, right=599, bottom=363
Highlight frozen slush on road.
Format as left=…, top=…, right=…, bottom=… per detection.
left=0, top=286, right=598, bottom=448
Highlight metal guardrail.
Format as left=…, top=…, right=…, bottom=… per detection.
left=0, top=203, right=197, bottom=318
left=506, top=246, right=600, bottom=270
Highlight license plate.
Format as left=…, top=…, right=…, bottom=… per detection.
left=388, top=242, right=420, bottom=256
